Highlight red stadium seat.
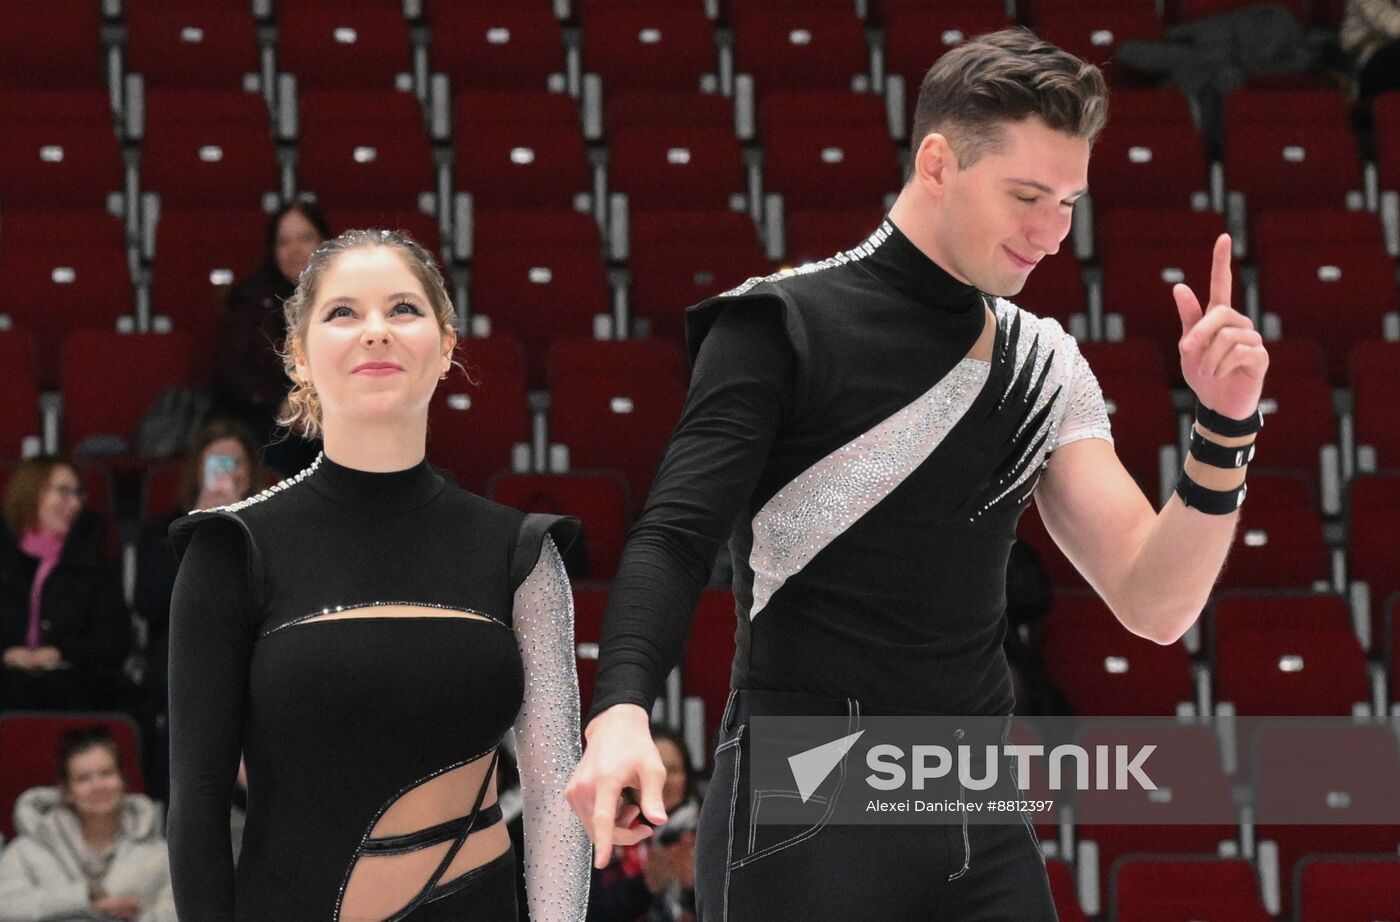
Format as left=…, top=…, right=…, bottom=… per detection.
left=1113, top=857, right=1270, bottom=921
left=759, top=91, right=899, bottom=210
left=1249, top=380, right=1336, bottom=503
left=149, top=251, right=237, bottom=387
left=1045, top=858, right=1089, bottom=922
left=430, top=4, right=567, bottom=91
left=426, top=334, right=530, bottom=496
left=1257, top=242, right=1397, bottom=383
left=1295, top=855, right=1400, bottom=922
left=1350, top=340, right=1400, bottom=472
left=0, top=712, right=145, bottom=841
left=1014, top=253, right=1088, bottom=331
left=583, top=5, right=717, bottom=92
left=453, top=90, right=591, bottom=209
left=1075, top=725, right=1239, bottom=909
left=0, top=331, right=40, bottom=460
left=609, top=125, right=747, bottom=211
left=297, top=90, right=434, bottom=211
left=125, top=2, right=261, bottom=89
left=276, top=1, right=413, bottom=91
left=782, top=205, right=886, bottom=266
left=1101, top=240, right=1245, bottom=384
left=0, top=0, right=104, bottom=89
left=1084, top=367, right=1177, bottom=499
left=472, top=208, right=601, bottom=251
left=488, top=471, right=632, bottom=579
left=1225, top=89, right=1351, bottom=133
left=470, top=243, right=612, bottom=383
left=1041, top=593, right=1195, bottom=716
left=1348, top=474, right=1400, bottom=650
left=0, top=207, right=127, bottom=253
left=1213, top=593, right=1369, bottom=716
left=547, top=338, right=687, bottom=503
left=732, top=8, right=869, bottom=95
left=1089, top=126, right=1210, bottom=210
left=682, top=588, right=737, bottom=766
left=1077, top=338, right=1167, bottom=383
left=141, top=88, right=277, bottom=210
left=604, top=89, right=733, bottom=135
left=1250, top=207, right=1385, bottom=255
left=629, top=209, right=767, bottom=343
left=883, top=1, right=1013, bottom=108
left=1254, top=725, right=1400, bottom=916
left=1034, top=8, right=1164, bottom=86
left=60, top=331, right=194, bottom=453
left=0, top=94, right=122, bottom=211
left=0, top=243, right=133, bottom=387
left=1225, top=123, right=1363, bottom=212
left=1217, top=474, right=1330, bottom=589
left=1096, top=208, right=1225, bottom=259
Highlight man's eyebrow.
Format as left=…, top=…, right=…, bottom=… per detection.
left=1005, top=178, right=1089, bottom=197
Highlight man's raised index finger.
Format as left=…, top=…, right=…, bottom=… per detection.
left=1210, top=233, right=1233, bottom=310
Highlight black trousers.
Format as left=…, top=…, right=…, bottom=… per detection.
left=694, top=689, right=1057, bottom=922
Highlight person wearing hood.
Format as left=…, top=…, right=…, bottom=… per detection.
left=0, top=725, right=176, bottom=921
left=0, top=458, right=132, bottom=713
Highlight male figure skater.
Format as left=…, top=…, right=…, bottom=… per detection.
left=566, top=28, right=1269, bottom=920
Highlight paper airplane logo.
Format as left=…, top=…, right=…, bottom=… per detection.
left=788, top=731, right=865, bottom=803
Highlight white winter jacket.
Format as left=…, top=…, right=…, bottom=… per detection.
left=0, top=787, right=177, bottom=921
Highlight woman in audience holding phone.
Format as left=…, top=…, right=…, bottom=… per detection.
left=167, top=229, right=590, bottom=920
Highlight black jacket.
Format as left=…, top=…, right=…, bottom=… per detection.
left=0, top=508, right=131, bottom=669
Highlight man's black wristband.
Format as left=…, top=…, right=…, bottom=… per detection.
left=1175, top=469, right=1246, bottom=515
left=1188, top=427, right=1255, bottom=469
left=1195, top=399, right=1263, bottom=437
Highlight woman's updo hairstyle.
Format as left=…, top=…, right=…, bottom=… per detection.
left=276, top=229, right=460, bottom=440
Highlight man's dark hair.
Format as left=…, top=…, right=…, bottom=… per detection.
left=908, top=28, right=1109, bottom=174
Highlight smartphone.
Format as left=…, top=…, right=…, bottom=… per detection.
left=204, top=453, right=238, bottom=493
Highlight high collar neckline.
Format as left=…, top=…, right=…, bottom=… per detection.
left=306, top=451, right=444, bottom=511
left=855, top=217, right=986, bottom=315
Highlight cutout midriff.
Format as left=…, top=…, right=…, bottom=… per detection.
left=964, top=304, right=997, bottom=364
left=294, top=604, right=498, bottom=627
left=340, top=753, right=508, bottom=920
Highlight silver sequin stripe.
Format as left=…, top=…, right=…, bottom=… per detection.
left=747, top=355, right=993, bottom=621
left=719, top=219, right=895, bottom=298
left=190, top=450, right=325, bottom=514
left=512, top=538, right=590, bottom=922
left=260, top=601, right=508, bottom=638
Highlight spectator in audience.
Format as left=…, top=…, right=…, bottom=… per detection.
left=0, top=726, right=176, bottom=921
left=0, top=459, right=131, bottom=713
left=133, top=418, right=263, bottom=803
left=588, top=726, right=699, bottom=922
left=1342, top=0, right=1400, bottom=97
left=211, top=199, right=332, bottom=476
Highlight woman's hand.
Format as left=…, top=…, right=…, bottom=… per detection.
left=30, top=646, right=63, bottom=668
left=92, top=894, right=143, bottom=920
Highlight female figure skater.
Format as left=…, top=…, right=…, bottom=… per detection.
left=167, top=229, right=590, bottom=920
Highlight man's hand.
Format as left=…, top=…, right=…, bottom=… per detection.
left=1173, top=233, right=1269, bottom=418
left=564, top=703, right=670, bottom=869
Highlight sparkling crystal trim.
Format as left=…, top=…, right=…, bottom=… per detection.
left=261, top=601, right=507, bottom=638
left=720, top=219, right=894, bottom=298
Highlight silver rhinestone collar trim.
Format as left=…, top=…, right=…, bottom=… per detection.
left=190, top=450, right=325, bottom=515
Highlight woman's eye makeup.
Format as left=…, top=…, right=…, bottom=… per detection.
left=323, top=302, right=424, bottom=320
left=392, top=301, right=424, bottom=315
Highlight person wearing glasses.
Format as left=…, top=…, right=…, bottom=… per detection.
left=0, top=457, right=132, bottom=711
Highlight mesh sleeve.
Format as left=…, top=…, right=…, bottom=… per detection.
left=1050, top=337, right=1114, bottom=452
left=512, top=536, right=590, bottom=921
